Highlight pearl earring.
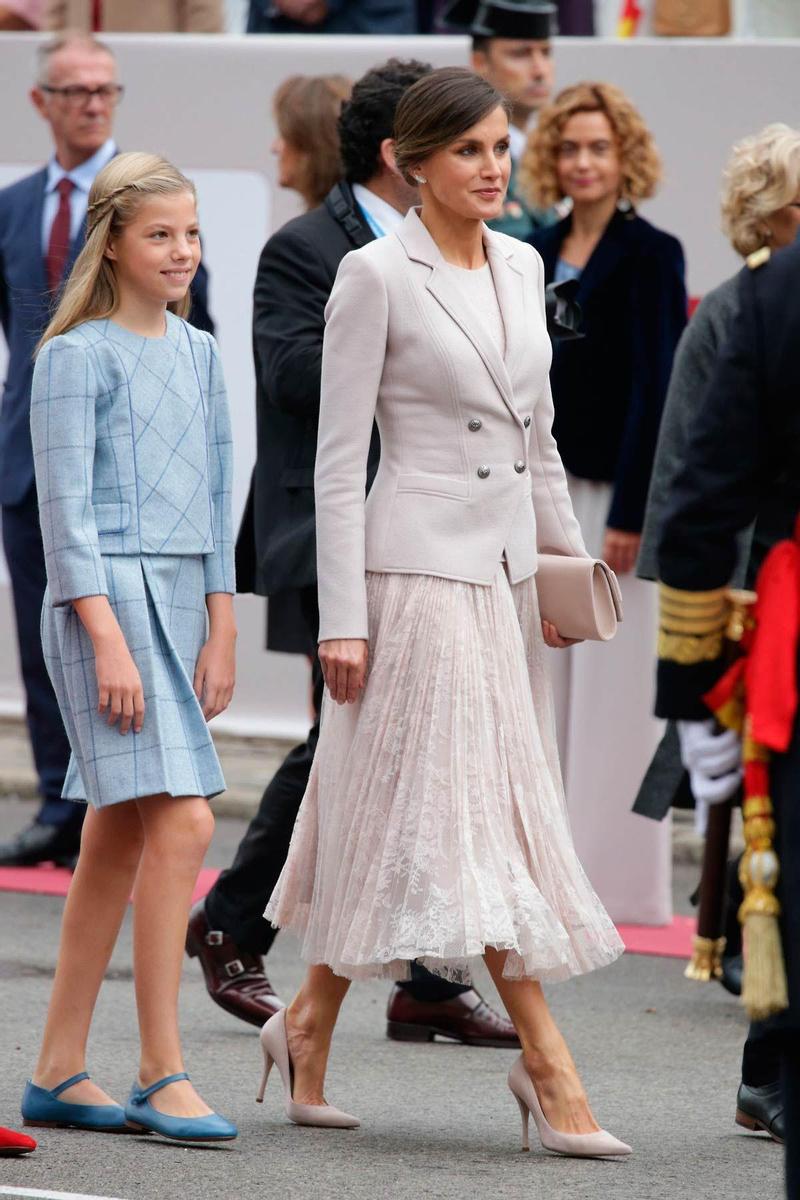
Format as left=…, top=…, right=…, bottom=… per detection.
left=414, top=174, right=427, bottom=184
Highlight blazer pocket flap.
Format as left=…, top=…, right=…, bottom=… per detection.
left=397, top=473, right=469, bottom=500
left=280, top=468, right=315, bottom=489
left=94, top=502, right=131, bottom=534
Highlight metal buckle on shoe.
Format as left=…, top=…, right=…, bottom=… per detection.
left=205, top=930, right=224, bottom=946
left=225, top=959, right=245, bottom=977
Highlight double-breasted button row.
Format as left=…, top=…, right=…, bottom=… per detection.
left=477, top=465, right=491, bottom=479
left=514, top=461, right=526, bottom=474
left=468, top=418, right=482, bottom=432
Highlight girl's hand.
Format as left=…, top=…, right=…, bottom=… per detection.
left=602, top=528, right=641, bottom=575
left=319, top=638, right=368, bottom=704
left=194, top=631, right=236, bottom=721
left=542, top=619, right=582, bottom=649
left=95, top=633, right=145, bottom=735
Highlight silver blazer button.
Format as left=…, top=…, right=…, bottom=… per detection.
left=523, top=416, right=531, bottom=428
left=514, top=460, right=526, bottom=474
left=477, top=465, right=491, bottom=479
left=468, top=418, right=482, bottom=432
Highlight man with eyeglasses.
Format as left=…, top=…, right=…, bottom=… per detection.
left=0, top=33, right=212, bottom=868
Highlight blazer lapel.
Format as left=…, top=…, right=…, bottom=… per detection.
left=484, top=229, right=526, bottom=380
left=19, top=170, right=48, bottom=296
left=397, top=209, right=521, bottom=423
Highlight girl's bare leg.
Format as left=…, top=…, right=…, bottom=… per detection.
left=132, top=794, right=215, bottom=1118
left=484, top=947, right=600, bottom=1135
left=33, top=802, right=144, bottom=1105
left=285, top=965, right=351, bottom=1105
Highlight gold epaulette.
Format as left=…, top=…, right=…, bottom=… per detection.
left=746, top=247, right=771, bottom=270
left=657, top=583, right=729, bottom=665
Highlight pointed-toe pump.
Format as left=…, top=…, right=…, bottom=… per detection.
left=507, top=1057, right=631, bottom=1159
left=257, top=1009, right=360, bottom=1129
left=21, top=1072, right=137, bottom=1134
left=125, top=1073, right=237, bottom=1142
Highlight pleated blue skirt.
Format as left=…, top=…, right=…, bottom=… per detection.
left=42, top=554, right=225, bottom=808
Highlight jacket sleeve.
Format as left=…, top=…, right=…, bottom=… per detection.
left=656, top=267, right=767, bottom=719
left=608, top=235, right=687, bottom=533
left=202, top=334, right=236, bottom=595
left=315, top=250, right=387, bottom=642
left=253, top=226, right=333, bottom=422
left=30, top=337, right=109, bottom=607
left=529, top=249, right=588, bottom=558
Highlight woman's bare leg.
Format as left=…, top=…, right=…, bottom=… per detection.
left=484, top=947, right=600, bottom=1135
left=33, top=802, right=144, bottom=1105
left=285, top=965, right=351, bottom=1105
left=132, top=794, right=215, bottom=1118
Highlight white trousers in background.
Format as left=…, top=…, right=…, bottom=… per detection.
left=548, top=474, right=672, bottom=926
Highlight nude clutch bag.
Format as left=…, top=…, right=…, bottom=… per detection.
left=535, top=554, right=623, bottom=642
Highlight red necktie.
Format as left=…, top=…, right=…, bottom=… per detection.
left=46, top=177, right=74, bottom=294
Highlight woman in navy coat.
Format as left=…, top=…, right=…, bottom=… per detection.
left=524, top=82, right=687, bottom=926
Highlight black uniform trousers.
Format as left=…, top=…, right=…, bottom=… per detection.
left=1, top=486, right=75, bottom=828
left=205, top=586, right=470, bottom=1003
left=771, top=702, right=800, bottom=1195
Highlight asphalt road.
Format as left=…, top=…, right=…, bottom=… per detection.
left=0, top=800, right=785, bottom=1200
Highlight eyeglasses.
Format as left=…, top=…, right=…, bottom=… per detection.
left=40, top=84, right=125, bottom=108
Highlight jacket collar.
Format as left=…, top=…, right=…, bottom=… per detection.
left=536, top=207, right=639, bottom=301
left=395, top=208, right=525, bottom=423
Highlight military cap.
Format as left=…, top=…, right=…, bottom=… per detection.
left=444, top=0, right=555, bottom=39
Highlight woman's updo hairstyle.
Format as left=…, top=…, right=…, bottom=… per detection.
left=720, top=123, right=800, bottom=256
left=39, top=151, right=196, bottom=350
left=393, top=67, right=510, bottom=187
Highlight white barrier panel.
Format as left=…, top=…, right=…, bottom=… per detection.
left=1, top=33, right=799, bottom=736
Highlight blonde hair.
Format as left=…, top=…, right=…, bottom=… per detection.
left=721, top=123, right=800, bottom=257
left=519, top=81, right=662, bottom=210
left=39, top=152, right=196, bottom=350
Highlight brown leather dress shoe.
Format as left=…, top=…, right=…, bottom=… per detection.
left=386, top=986, right=520, bottom=1048
left=186, top=900, right=284, bottom=1028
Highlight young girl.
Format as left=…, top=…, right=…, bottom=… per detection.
left=21, top=153, right=238, bottom=1143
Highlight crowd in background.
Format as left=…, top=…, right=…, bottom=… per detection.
left=2, top=0, right=800, bottom=36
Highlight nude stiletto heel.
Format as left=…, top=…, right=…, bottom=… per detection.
left=258, top=1009, right=360, bottom=1129
left=507, top=1057, right=631, bottom=1159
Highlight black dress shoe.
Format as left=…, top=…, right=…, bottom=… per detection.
left=0, top=821, right=81, bottom=868
left=386, top=986, right=521, bottom=1047
left=719, top=953, right=743, bottom=997
left=736, top=1081, right=785, bottom=1143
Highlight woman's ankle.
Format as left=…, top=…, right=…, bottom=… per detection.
left=138, top=1061, right=186, bottom=1088
left=33, top=1057, right=86, bottom=1088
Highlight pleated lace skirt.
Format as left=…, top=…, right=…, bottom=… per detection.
left=265, top=566, right=624, bottom=983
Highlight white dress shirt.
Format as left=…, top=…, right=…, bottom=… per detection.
left=351, top=183, right=406, bottom=238
left=41, top=138, right=117, bottom=255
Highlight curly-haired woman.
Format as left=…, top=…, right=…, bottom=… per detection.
left=522, top=82, right=687, bottom=927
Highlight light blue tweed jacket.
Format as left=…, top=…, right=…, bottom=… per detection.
left=30, top=313, right=234, bottom=606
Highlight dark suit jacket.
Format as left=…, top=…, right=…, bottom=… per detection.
left=529, top=209, right=687, bottom=533
left=236, top=183, right=381, bottom=636
left=0, top=163, right=213, bottom=508
left=247, top=0, right=414, bottom=32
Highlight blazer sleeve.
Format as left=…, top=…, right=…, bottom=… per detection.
left=30, top=337, right=109, bottom=607
left=202, top=334, right=236, bottom=595
left=315, top=250, right=388, bottom=642
left=529, top=251, right=588, bottom=558
left=608, top=235, right=687, bottom=533
left=252, top=225, right=332, bottom=422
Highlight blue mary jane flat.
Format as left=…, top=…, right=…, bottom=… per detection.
left=22, top=1071, right=137, bottom=1133
left=124, top=1072, right=237, bottom=1142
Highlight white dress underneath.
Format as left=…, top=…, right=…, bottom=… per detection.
left=265, top=568, right=625, bottom=983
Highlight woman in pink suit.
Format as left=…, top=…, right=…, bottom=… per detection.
left=260, top=67, right=629, bottom=1160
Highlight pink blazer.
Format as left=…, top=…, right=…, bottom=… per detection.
left=316, top=207, right=587, bottom=642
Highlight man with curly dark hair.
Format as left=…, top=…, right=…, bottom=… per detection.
left=186, top=57, right=521, bottom=1051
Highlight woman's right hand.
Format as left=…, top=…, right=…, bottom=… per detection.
left=318, top=638, right=369, bottom=705
left=94, top=632, right=145, bottom=735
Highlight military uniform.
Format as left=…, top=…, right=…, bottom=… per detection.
left=656, top=243, right=800, bottom=1194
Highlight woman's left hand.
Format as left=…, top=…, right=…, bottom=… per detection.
left=542, top=619, right=582, bottom=649
left=194, top=631, right=236, bottom=721
left=602, top=528, right=641, bottom=575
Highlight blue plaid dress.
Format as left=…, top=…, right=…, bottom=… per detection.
left=30, top=314, right=235, bottom=808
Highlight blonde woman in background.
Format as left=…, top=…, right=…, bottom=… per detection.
left=272, top=74, right=352, bottom=211
left=523, top=83, right=687, bottom=927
